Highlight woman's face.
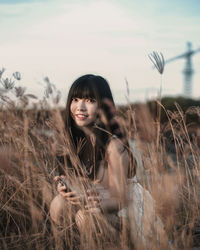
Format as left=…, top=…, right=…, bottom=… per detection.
left=70, top=97, right=98, bottom=127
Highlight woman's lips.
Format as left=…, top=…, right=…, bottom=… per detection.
left=75, top=114, right=88, bottom=120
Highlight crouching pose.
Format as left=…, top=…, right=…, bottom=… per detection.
left=49, top=74, right=173, bottom=249
left=50, top=74, right=132, bottom=248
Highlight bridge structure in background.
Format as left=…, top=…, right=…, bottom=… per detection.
left=165, top=42, right=200, bottom=97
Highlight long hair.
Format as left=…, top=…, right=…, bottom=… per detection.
left=62, top=74, right=126, bottom=179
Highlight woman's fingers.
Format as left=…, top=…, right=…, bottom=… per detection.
left=87, top=188, right=99, bottom=196
left=86, top=188, right=103, bottom=209
left=88, top=195, right=101, bottom=202
left=85, top=195, right=102, bottom=210
left=85, top=201, right=98, bottom=208
left=57, top=183, right=67, bottom=192
left=85, top=201, right=102, bottom=214
left=55, top=175, right=67, bottom=192
left=54, top=176, right=60, bottom=181
left=60, top=191, right=82, bottom=205
left=62, top=191, right=78, bottom=198
left=55, top=176, right=103, bottom=207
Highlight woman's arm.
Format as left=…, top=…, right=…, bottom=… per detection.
left=98, top=138, right=129, bottom=213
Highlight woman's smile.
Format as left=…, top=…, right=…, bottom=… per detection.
left=70, top=98, right=98, bottom=127
left=75, top=114, right=88, bottom=120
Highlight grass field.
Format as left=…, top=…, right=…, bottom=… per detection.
left=0, top=68, right=200, bottom=249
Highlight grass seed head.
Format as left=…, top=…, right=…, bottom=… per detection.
left=149, top=51, right=165, bottom=74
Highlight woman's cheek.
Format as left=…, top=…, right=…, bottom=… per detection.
left=70, top=104, right=76, bottom=116
left=91, top=104, right=98, bottom=113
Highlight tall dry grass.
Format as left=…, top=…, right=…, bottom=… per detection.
left=0, top=69, right=200, bottom=249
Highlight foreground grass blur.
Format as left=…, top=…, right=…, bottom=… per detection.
left=0, top=69, right=200, bottom=249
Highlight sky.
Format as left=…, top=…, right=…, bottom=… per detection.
left=0, top=0, right=200, bottom=105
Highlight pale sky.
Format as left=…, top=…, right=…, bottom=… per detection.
left=0, top=0, right=200, bottom=105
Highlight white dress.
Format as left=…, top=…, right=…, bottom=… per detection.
left=117, top=140, right=173, bottom=249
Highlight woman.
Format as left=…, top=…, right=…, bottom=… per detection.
left=49, top=74, right=172, bottom=249
left=50, top=75, right=134, bottom=236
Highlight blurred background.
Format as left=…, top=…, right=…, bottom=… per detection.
left=0, top=0, right=200, bottom=105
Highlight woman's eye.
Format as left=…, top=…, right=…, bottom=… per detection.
left=86, top=98, right=96, bottom=103
left=72, top=98, right=78, bottom=102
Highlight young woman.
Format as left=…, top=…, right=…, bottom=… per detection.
left=49, top=74, right=172, bottom=249
left=50, top=74, right=134, bottom=232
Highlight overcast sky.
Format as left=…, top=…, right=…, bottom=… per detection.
left=0, top=0, right=200, bottom=104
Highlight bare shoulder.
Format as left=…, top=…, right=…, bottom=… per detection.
left=106, top=137, right=129, bottom=176
left=106, top=137, right=127, bottom=155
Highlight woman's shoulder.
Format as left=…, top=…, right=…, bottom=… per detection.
left=106, top=135, right=127, bottom=155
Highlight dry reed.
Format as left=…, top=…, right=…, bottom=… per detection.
left=0, top=69, right=200, bottom=249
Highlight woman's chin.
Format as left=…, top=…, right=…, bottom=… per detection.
left=75, top=120, right=91, bottom=127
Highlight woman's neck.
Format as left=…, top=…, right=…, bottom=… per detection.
left=81, top=126, right=96, bottom=145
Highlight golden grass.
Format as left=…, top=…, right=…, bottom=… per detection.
left=0, top=71, right=200, bottom=249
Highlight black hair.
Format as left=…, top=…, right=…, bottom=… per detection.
left=61, top=74, right=128, bottom=179
left=65, top=74, right=114, bottom=128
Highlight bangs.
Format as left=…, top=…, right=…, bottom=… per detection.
left=71, top=81, right=96, bottom=99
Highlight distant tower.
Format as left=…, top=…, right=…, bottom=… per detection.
left=182, top=42, right=194, bottom=96
left=165, top=42, right=200, bottom=97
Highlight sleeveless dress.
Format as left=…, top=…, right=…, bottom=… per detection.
left=117, top=140, right=173, bottom=249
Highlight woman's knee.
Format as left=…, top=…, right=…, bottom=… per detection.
left=75, top=209, right=89, bottom=230
left=50, top=194, right=67, bottom=225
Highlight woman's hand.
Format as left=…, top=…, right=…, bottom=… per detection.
left=85, top=185, right=110, bottom=213
left=54, top=176, right=82, bottom=206
left=85, top=188, right=102, bottom=212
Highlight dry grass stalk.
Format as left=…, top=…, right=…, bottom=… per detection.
left=0, top=70, right=199, bottom=249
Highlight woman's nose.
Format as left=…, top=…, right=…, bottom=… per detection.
left=77, top=100, right=86, bottom=111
